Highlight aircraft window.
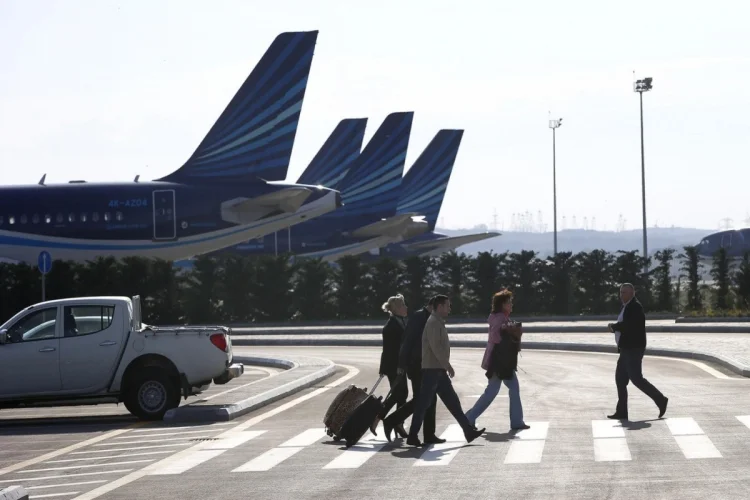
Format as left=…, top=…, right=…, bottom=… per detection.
left=81, top=213, right=87, bottom=222
left=9, top=216, right=15, bottom=224
left=56, top=213, right=63, bottom=223
left=104, top=212, right=111, bottom=222
left=20, top=215, right=27, bottom=224
left=68, top=213, right=75, bottom=223
left=45, top=214, right=51, bottom=223
left=32, top=214, right=40, bottom=224
left=115, top=211, right=123, bottom=221
left=92, top=212, right=100, bottom=222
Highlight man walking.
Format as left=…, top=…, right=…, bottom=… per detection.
left=406, top=295, right=485, bottom=447
left=607, top=283, right=669, bottom=420
left=382, top=296, right=443, bottom=444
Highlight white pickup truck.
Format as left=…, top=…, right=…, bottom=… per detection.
left=0, top=295, right=244, bottom=420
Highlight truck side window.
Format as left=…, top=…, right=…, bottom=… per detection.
left=63, top=305, right=115, bottom=337
left=7, top=308, right=58, bottom=343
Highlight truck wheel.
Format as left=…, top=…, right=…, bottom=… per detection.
left=125, top=367, right=180, bottom=420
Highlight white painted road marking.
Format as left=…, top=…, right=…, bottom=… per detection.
left=149, top=430, right=266, bottom=475
left=592, top=420, right=631, bottom=461
left=323, top=424, right=387, bottom=469
left=736, top=415, right=750, bottom=430
left=0, top=469, right=133, bottom=484
left=414, top=424, right=466, bottom=467
left=0, top=429, right=135, bottom=477
left=665, top=417, right=722, bottom=459
left=234, top=428, right=328, bottom=472
left=72, top=364, right=360, bottom=500
left=504, top=422, right=549, bottom=464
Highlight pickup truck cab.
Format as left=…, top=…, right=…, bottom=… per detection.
left=0, top=295, right=244, bottom=420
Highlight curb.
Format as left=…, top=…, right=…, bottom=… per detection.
left=229, top=338, right=750, bottom=379
left=162, top=355, right=337, bottom=423
left=676, top=317, right=750, bottom=324
left=231, top=325, right=750, bottom=334
left=0, top=486, right=28, bottom=500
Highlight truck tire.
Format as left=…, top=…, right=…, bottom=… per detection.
left=124, top=367, right=180, bottom=420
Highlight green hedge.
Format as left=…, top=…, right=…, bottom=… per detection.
left=1, top=246, right=748, bottom=325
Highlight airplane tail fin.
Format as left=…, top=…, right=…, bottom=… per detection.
left=296, top=118, right=367, bottom=189
left=333, top=111, right=414, bottom=221
left=396, top=129, right=463, bottom=232
left=157, top=30, right=318, bottom=184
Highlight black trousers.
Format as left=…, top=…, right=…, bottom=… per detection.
left=383, top=367, right=437, bottom=439
left=615, top=347, right=666, bottom=415
left=379, top=372, right=408, bottom=419
left=408, top=368, right=474, bottom=439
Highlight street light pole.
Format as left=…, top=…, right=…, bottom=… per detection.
left=549, top=117, right=563, bottom=256
left=634, top=76, right=653, bottom=274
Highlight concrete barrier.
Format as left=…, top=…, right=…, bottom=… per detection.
left=0, top=486, right=28, bottom=500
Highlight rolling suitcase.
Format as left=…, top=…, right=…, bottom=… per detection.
left=323, top=375, right=386, bottom=446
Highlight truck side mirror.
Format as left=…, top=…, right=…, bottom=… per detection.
left=0, top=329, right=7, bottom=345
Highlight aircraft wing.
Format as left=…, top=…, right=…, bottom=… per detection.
left=349, top=213, right=423, bottom=239
left=402, top=232, right=501, bottom=253
left=220, top=187, right=312, bottom=224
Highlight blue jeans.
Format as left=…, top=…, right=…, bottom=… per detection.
left=465, top=373, right=525, bottom=428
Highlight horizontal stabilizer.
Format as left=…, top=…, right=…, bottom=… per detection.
left=220, top=187, right=312, bottom=224
left=403, top=232, right=501, bottom=252
left=349, top=213, right=422, bottom=239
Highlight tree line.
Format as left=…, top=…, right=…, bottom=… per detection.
left=1, top=246, right=749, bottom=326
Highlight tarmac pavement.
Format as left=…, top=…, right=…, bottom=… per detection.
left=3, top=346, right=750, bottom=499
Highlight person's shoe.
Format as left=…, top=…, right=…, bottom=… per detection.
left=607, top=412, right=628, bottom=420
left=658, top=397, right=669, bottom=418
left=512, top=423, right=531, bottom=431
left=406, top=436, right=422, bottom=447
left=369, top=417, right=380, bottom=436
left=383, top=421, right=394, bottom=442
left=423, top=435, right=446, bottom=445
left=395, top=423, right=408, bottom=438
left=464, top=427, right=485, bottom=443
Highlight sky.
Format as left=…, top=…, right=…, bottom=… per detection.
left=1, top=0, right=748, bottom=232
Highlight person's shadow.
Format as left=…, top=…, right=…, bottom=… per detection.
left=621, top=419, right=655, bottom=431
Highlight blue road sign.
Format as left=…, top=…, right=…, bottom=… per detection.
left=38, top=250, right=52, bottom=274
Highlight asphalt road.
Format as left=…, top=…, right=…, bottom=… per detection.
left=2, top=347, right=750, bottom=499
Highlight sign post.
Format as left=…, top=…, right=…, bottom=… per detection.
left=38, top=250, right=52, bottom=302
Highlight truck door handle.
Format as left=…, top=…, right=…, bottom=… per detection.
left=99, top=341, right=117, bottom=346
left=39, top=346, right=56, bottom=352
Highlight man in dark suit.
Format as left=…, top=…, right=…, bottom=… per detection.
left=381, top=296, right=446, bottom=444
left=607, top=283, right=669, bottom=420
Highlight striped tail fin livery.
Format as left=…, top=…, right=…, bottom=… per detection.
left=296, top=118, right=368, bottom=189
left=157, top=30, right=319, bottom=184
left=332, top=111, right=414, bottom=221
left=396, top=129, right=463, bottom=231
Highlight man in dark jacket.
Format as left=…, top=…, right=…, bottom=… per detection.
left=607, top=283, right=669, bottom=420
left=381, top=296, right=445, bottom=444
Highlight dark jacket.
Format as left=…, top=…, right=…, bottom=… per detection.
left=398, top=307, right=431, bottom=373
left=485, top=326, right=521, bottom=380
left=611, top=298, right=647, bottom=349
left=379, top=315, right=406, bottom=376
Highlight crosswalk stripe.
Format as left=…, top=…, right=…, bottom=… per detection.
left=736, top=415, right=750, bottom=430
left=592, top=420, right=631, bottom=461
left=149, top=431, right=266, bottom=475
left=414, top=424, right=465, bottom=467
left=233, top=428, right=327, bottom=472
left=664, top=418, right=722, bottom=459
left=504, top=422, right=549, bottom=464
left=322, top=424, right=387, bottom=469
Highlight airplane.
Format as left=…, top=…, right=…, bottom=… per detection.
left=0, top=30, right=343, bottom=264
left=370, top=130, right=501, bottom=259
left=696, top=228, right=750, bottom=260
left=219, top=111, right=416, bottom=262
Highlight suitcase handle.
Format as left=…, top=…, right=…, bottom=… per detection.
left=368, top=375, right=385, bottom=396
